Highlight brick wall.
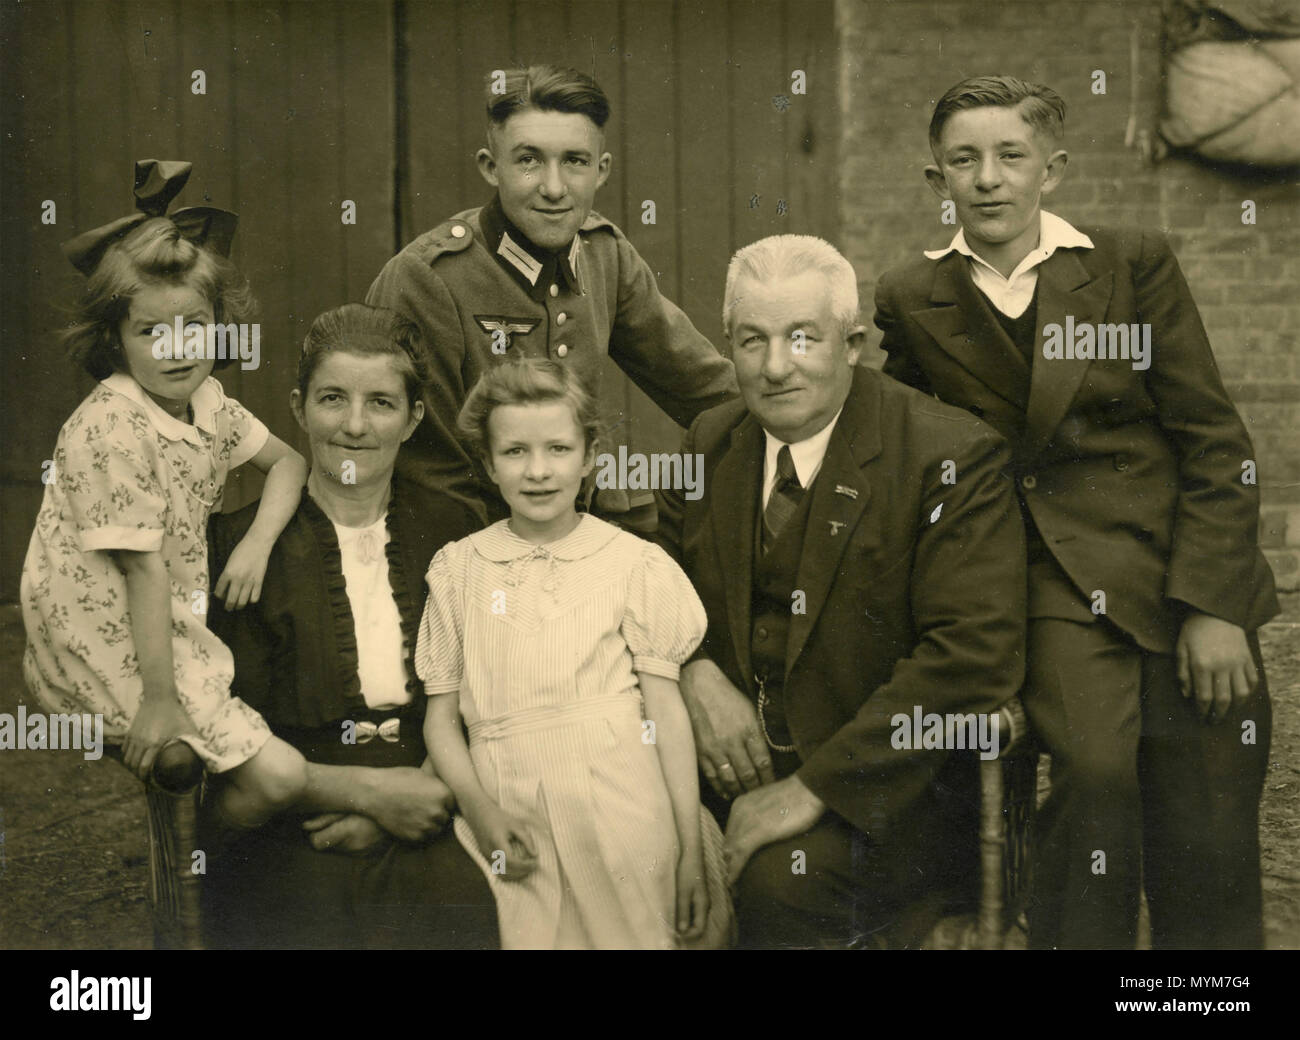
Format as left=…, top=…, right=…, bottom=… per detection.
left=836, top=0, right=1300, bottom=587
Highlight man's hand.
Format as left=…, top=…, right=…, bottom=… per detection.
left=723, top=774, right=825, bottom=887
left=680, top=658, right=775, bottom=799
left=302, top=812, right=387, bottom=854
left=1176, top=611, right=1258, bottom=723
left=364, top=767, right=454, bottom=841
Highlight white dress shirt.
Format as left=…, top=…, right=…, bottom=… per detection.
left=924, top=210, right=1095, bottom=318
left=761, top=407, right=844, bottom=509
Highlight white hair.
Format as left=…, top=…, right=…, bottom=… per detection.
left=722, top=234, right=859, bottom=338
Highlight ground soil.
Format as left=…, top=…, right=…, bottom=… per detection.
left=2, top=596, right=1298, bottom=949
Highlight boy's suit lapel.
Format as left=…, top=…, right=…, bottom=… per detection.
left=787, top=369, right=877, bottom=678
left=709, top=413, right=763, bottom=688
left=1024, top=249, right=1114, bottom=458
left=912, top=252, right=1030, bottom=408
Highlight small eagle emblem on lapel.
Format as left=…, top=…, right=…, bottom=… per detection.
left=475, top=315, right=540, bottom=351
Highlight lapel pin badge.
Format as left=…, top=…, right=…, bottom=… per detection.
left=828, top=520, right=846, bottom=536
left=834, top=484, right=858, bottom=500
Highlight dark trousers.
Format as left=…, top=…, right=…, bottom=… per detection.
left=201, top=729, right=499, bottom=950
left=202, top=818, right=499, bottom=949
left=712, top=747, right=976, bottom=949
left=1024, top=617, right=1270, bottom=950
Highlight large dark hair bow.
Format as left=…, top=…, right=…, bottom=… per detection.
left=61, top=159, right=239, bottom=276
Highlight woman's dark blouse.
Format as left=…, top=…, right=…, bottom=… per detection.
left=208, top=478, right=480, bottom=740
left=202, top=479, right=496, bottom=950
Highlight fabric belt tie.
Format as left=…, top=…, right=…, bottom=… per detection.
left=468, top=693, right=639, bottom=744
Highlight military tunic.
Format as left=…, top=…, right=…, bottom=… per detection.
left=366, top=196, right=738, bottom=523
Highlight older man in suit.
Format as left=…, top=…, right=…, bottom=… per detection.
left=656, top=235, right=1027, bottom=948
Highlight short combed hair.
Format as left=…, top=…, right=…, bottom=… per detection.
left=928, top=76, right=1066, bottom=156
left=458, top=358, right=601, bottom=460
left=486, top=65, right=610, bottom=130
left=297, top=303, right=430, bottom=411
left=61, top=217, right=256, bottom=380
left=722, top=235, right=859, bottom=338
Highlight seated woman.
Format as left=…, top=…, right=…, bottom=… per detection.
left=201, top=303, right=497, bottom=949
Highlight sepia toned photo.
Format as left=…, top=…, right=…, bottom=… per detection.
left=1, top=0, right=1297, bottom=995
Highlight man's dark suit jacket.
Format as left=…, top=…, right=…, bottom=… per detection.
left=656, top=365, right=1027, bottom=870
left=875, top=226, right=1278, bottom=652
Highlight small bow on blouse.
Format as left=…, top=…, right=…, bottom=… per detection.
left=354, top=718, right=401, bottom=744
left=503, top=544, right=560, bottom=596
left=61, top=159, right=239, bottom=276
left=353, top=528, right=385, bottom=566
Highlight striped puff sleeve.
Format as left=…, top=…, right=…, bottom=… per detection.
left=621, top=541, right=708, bottom=681
left=415, top=543, right=466, bottom=696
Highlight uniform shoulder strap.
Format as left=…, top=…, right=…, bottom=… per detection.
left=408, top=212, right=478, bottom=267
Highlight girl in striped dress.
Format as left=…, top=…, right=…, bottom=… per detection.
left=417, top=359, right=731, bottom=949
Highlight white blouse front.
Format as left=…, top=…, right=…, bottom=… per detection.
left=332, top=516, right=410, bottom=710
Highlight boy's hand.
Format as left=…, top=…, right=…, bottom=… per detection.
left=123, top=695, right=197, bottom=782
left=1176, top=612, right=1258, bottom=723
left=470, top=805, right=539, bottom=882
left=213, top=536, right=272, bottom=610
left=675, top=846, right=709, bottom=943
left=303, top=812, right=387, bottom=854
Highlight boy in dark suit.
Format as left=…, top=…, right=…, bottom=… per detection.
left=873, top=76, right=1278, bottom=949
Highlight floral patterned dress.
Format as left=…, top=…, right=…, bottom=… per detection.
left=21, top=372, right=273, bottom=772
left=416, top=514, right=732, bottom=949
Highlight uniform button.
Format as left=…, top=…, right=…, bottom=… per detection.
left=556, top=312, right=567, bottom=325
left=451, top=224, right=466, bottom=238
left=1114, top=454, right=1130, bottom=471
left=549, top=284, right=559, bottom=298
left=1021, top=474, right=1037, bottom=490
left=556, top=344, right=569, bottom=358
left=757, top=626, right=768, bottom=641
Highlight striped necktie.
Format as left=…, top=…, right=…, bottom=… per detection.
left=762, top=444, right=803, bottom=554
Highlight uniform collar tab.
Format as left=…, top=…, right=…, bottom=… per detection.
left=498, top=230, right=544, bottom=285
left=482, top=194, right=582, bottom=295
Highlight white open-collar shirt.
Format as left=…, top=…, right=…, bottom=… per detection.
left=924, top=210, right=1095, bottom=318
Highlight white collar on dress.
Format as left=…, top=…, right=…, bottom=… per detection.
left=923, top=210, right=1094, bottom=280
left=100, top=371, right=223, bottom=445
left=469, top=512, right=621, bottom=562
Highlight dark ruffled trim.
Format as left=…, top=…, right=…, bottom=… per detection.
left=380, top=481, right=427, bottom=708
left=298, top=488, right=368, bottom=723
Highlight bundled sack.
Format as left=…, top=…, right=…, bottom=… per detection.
left=1160, top=0, right=1300, bottom=166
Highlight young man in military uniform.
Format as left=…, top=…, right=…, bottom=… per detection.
left=366, top=64, right=737, bottom=524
